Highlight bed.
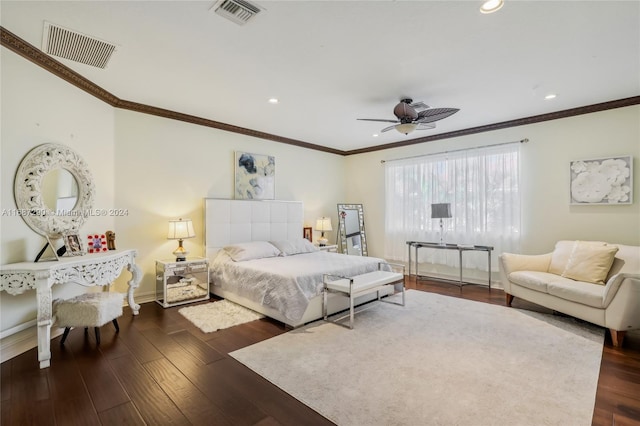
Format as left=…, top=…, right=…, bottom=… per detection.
left=204, top=199, right=395, bottom=327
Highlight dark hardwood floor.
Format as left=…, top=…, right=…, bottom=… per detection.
left=2, top=278, right=639, bottom=425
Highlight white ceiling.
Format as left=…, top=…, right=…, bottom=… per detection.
left=2, top=1, right=639, bottom=152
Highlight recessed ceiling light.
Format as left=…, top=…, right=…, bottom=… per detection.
left=373, top=134, right=379, bottom=137
left=544, top=93, right=557, bottom=100
left=268, top=98, right=279, bottom=104
left=480, top=0, right=504, bottom=14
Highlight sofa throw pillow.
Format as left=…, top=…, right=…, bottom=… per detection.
left=548, top=240, right=606, bottom=275
left=223, top=241, right=281, bottom=262
left=562, top=242, right=619, bottom=284
left=270, top=238, right=319, bottom=256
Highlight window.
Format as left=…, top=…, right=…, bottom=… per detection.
left=384, top=143, right=520, bottom=271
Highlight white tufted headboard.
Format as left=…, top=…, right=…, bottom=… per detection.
left=204, top=198, right=304, bottom=264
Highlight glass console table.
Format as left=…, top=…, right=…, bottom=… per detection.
left=406, top=241, right=494, bottom=289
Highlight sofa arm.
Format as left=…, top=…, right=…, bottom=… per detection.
left=603, top=273, right=640, bottom=307
left=603, top=273, right=640, bottom=331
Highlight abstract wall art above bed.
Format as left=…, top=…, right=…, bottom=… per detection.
left=570, top=155, right=633, bottom=205
left=235, top=151, right=275, bottom=200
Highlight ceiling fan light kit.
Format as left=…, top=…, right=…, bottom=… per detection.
left=358, top=98, right=460, bottom=136
left=395, top=123, right=418, bottom=135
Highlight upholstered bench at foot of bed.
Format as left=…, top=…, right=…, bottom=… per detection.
left=322, top=263, right=405, bottom=329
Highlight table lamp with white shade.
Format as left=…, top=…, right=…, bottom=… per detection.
left=167, top=218, right=195, bottom=261
left=315, top=217, right=332, bottom=246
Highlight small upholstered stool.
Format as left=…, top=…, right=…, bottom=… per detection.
left=54, top=292, right=125, bottom=345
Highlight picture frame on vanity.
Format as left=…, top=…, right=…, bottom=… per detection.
left=62, top=233, right=85, bottom=256
left=570, top=155, right=633, bottom=205
left=87, top=233, right=108, bottom=253
left=303, top=227, right=312, bottom=242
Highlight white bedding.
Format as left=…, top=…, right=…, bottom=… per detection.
left=210, top=251, right=389, bottom=322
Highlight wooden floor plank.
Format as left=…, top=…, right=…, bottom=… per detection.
left=53, top=322, right=133, bottom=413
left=76, top=349, right=132, bottom=413
left=144, top=357, right=235, bottom=426
left=52, top=395, right=101, bottom=426
left=98, top=401, right=146, bottom=425
left=1, top=399, right=56, bottom=426
left=204, top=325, right=257, bottom=353
left=169, top=329, right=226, bottom=364
left=1, top=359, right=11, bottom=402
left=142, top=326, right=268, bottom=425
left=110, top=314, right=166, bottom=363
left=108, top=353, right=191, bottom=425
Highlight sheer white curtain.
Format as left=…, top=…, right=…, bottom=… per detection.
left=384, top=143, right=521, bottom=271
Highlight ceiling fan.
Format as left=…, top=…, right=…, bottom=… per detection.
left=358, top=98, right=459, bottom=135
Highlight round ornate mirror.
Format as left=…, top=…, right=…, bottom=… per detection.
left=41, top=168, right=79, bottom=211
left=14, top=143, right=95, bottom=238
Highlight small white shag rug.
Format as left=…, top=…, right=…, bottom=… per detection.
left=179, top=300, right=264, bottom=333
left=231, top=290, right=604, bottom=426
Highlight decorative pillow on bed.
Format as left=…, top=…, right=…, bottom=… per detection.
left=270, top=238, right=319, bottom=256
left=223, top=241, right=282, bottom=262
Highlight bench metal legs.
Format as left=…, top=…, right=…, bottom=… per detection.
left=323, top=281, right=405, bottom=330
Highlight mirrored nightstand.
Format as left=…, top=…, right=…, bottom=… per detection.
left=156, top=257, right=209, bottom=308
left=316, top=244, right=338, bottom=253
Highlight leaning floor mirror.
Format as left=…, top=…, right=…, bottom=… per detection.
left=336, top=204, right=368, bottom=256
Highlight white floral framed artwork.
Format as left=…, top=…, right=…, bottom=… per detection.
left=570, top=155, right=633, bottom=205
left=235, top=151, right=275, bottom=199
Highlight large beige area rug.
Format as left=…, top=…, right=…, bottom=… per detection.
left=230, top=290, right=604, bottom=426
left=179, top=300, right=264, bottom=333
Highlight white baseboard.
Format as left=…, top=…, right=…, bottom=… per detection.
left=0, top=291, right=157, bottom=363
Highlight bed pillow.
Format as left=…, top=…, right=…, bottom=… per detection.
left=561, top=242, right=619, bottom=284
left=223, top=241, right=281, bottom=262
left=270, top=238, right=319, bottom=256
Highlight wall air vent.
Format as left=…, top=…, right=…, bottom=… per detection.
left=42, top=22, right=117, bottom=69
left=211, top=0, right=265, bottom=25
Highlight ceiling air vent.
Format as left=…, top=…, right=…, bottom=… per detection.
left=211, top=0, right=265, bottom=25
left=42, top=22, right=117, bottom=69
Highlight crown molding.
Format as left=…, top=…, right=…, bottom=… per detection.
left=2, top=25, right=638, bottom=157
left=1, top=26, right=343, bottom=156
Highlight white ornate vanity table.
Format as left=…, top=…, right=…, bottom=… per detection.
left=0, top=249, right=141, bottom=368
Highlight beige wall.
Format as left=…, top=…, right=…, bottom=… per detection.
left=112, top=110, right=346, bottom=299
left=345, top=105, right=640, bottom=261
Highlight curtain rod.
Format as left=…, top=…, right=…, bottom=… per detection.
left=380, top=138, right=529, bottom=164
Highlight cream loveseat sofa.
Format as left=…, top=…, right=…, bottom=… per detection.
left=499, top=241, right=640, bottom=347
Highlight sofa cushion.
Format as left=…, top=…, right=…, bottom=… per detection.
left=548, top=240, right=606, bottom=275
left=562, top=243, right=619, bottom=284
left=547, top=278, right=605, bottom=308
left=508, top=271, right=556, bottom=293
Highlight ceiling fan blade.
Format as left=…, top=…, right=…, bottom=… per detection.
left=416, top=123, right=436, bottom=130
left=415, top=108, right=460, bottom=124
left=381, top=125, right=397, bottom=133
left=409, top=101, right=430, bottom=112
left=357, top=118, right=400, bottom=124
